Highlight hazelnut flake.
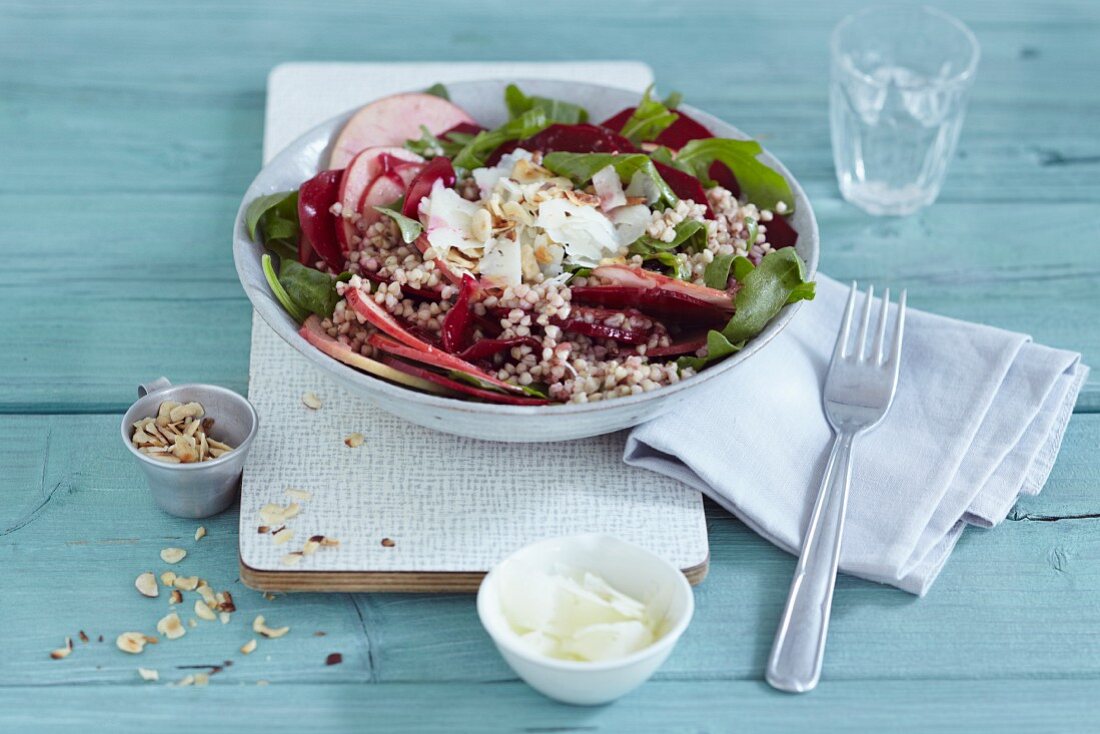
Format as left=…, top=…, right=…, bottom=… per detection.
left=135, top=572, right=159, bottom=598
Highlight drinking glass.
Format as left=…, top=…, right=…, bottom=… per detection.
left=830, top=6, right=979, bottom=216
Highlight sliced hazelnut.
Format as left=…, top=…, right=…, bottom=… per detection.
left=160, top=570, right=177, bottom=586
left=194, top=600, right=217, bottom=621
left=253, top=615, right=290, bottom=639
left=137, top=667, right=159, bottom=681
left=301, top=391, right=322, bottom=410
left=175, top=674, right=195, bottom=687
left=194, top=526, right=206, bottom=541
left=135, top=571, right=159, bottom=598
left=219, top=612, right=231, bottom=625
left=280, top=552, right=303, bottom=567
left=172, top=575, right=200, bottom=591
left=217, top=591, right=236, bottom=613
left=160, top=547, right=186, bottom=564
left=240, top=638, right=257, bottom=655
left=302, top=538, right=320, bottom=556
left=117, top=632, right=149, bottom=654
left=194, top=672, right=209, bottom=686
left=344, top=432, right=365, bottom=448
left=169, top=589, right=182, bottom=605
left=156, top=613, right=186, bottom=640
left=169, top=402, right=204, bottom=422
left=273, top=528, right=296, bottom=546
left=285, top=487, right=313, bottom=502
left=187, top=618, right=197, bottom=629
left=197, top=584, right=217, bottom=605
left=78, top=630, right=89, bottom=644
left=49, top=637, right=73, bottom=660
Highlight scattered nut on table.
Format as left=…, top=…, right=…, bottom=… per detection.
left=253, top=615, right=290, bottom=638
left=134, top=571, right=159, bottom=598
left=49, top=637, right=73, bottom=660
left=116, top=632, right=151, bottom=654
left=344, top=432, right=365, bottom=448
left=301, top=391, right=322, bottom=410
left=132, top=401, right=235, bottom=463
left=137, top=667, right=159, bottom=681
left=194, top=525, right=206, bottom=541
left=156, top=612, right=186, bottom=640
left=160, top=547, right=186, bottom=564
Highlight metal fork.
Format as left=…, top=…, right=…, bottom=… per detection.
left=765, top=283, right=907, bottom=694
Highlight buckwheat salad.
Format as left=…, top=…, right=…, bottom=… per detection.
left=244, top=83, right=814, bottom=406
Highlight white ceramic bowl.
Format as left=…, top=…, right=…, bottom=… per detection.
left=476, top=534, right=694, bottom=706
left=233, top=79, right=819, bottom=442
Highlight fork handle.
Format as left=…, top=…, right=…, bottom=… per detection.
left=765, top=430, right=856, bottom=693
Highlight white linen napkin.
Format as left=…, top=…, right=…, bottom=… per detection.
left=624, top=275, right=1089, bottom=595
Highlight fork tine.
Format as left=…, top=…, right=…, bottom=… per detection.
left=889, top=289, right=907, bottom=367
left=855, top=285, right=874, bottom=360
left=833, top=282, right=858, bottom=361
left=873, top=288, right=890, bottom=364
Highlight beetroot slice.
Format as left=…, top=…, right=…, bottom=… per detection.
left=593, top=265, right=733, bottom=309
left=552, top=307, right=654, bottom=345
left=645, top=332, right=709, bottom=357
left=570, top=286, right=729, bottom=328
left=298, top=168, right=345, bottom=272
left=653, top=161, right=714, bottom=218
left=362, top=328, right=526, bottom=395
left=765, top=213, right=799, bottom=249
left=602, top=107, right=740, bottom=197
left=485, top=123, right=636, bottom=166
left=440, top=274, right=478, bottom=352
left=402, top=156, right=457, bottom=219
left=380, top=356, right=550, bottom=405
left=457, top=336, right=541, bottom=362
left=443, top=122, right=487, bottom=138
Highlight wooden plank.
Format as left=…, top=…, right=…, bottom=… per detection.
left=2, top=679, right=1100, bottom=734
left=2, top=413, right=1098, bottom=688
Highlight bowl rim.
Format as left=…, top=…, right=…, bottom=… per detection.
left=119, top=383, right=259, bottom=471
left=475, top=532, right=695, bottom=673
left=233, top=78, right=820, bottom=418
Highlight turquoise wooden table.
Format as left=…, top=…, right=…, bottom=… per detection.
left=3, top=1, right=1099, bottom=730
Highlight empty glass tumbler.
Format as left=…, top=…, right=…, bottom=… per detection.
left=830, top=6, right=979, bottom=216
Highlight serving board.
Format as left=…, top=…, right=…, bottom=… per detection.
left=239, top=61, right=709, bottom=592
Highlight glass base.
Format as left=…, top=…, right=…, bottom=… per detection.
left=838, top=180, right=939, bottom=217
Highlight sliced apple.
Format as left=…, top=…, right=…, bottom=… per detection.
left=328, top=92, right=476, bottom=170
left=346, top=287, right=524, bottom=394
left=356, top=161, right=422, bottom=233
left=298, top=316, right=454, bottom=396
left=592, top=265, right=734, bottom=310
left=337, top=147, right=424, bottom=252
left=379, top=356, right=550, bottom=406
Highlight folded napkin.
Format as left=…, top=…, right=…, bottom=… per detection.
left=624, top=275, right=1089, bottom=595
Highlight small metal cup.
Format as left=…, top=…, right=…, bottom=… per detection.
left=120, top=378, right=258, bottom=518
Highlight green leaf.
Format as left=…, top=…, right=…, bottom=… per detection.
left=451, top=109, right=550, bottom=170
left=704, top=253, right=736, bottom=289
left=677, top=330, right=738, bottom=372
left=743, top=217, right=759, bottom=250
left=424, top=82, right=450, bottom=100
left=732, top=255, right=756, bottom=282
left=679, top=249, right=814, bottom=370
left=372, top=205, right=423, bottom=244
left=245, top=190, right=297, bottom=241
left=405, top=124, right=467, bottom=159
left=504, top=84, right=589, bottom=124
left=262, top=253, right=308, bottom=323
left=662, top=91, right=683, bottom=109
left=620, top=85, right=680, bottom=144
left=542, top=152, right=678, bottom=207
left=721, top=248, right=813, bottom=344
left=675, top=138, right=795, bottom=212
left=278, top=259, right=340, bottom=319
left=630, top=220, right=707, bottom=254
